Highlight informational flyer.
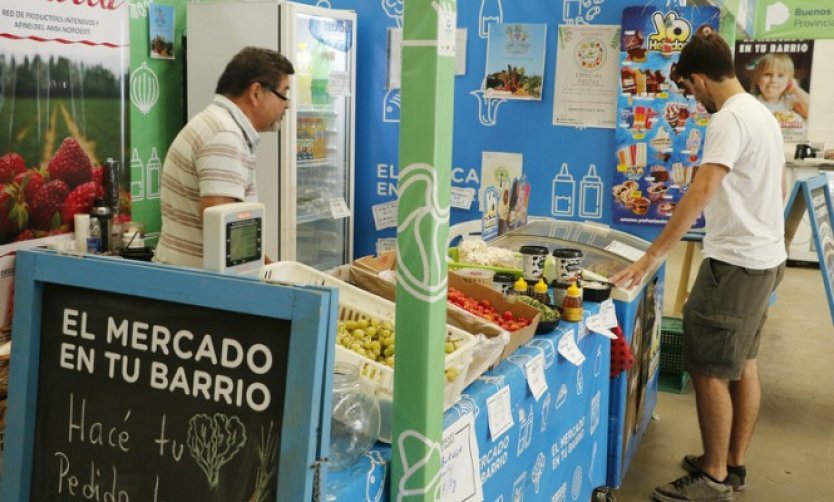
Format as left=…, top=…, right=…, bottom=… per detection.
left=484, top=23, right=547, bottom=101
left=611, top=6, right=719, bottom=227
left=735, top=39, right=814, bottom=143
left=553, top=25, right=621, bottom=128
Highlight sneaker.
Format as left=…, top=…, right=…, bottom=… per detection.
left=682, top=455, right=747, bottom=492
left=653, top=472, right=734, bottom=502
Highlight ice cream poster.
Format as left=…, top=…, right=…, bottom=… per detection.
left=0, top=1, right=130, bottom=245
left=734, top=40, right=814, bottom=143
left=611, top=6, right=719, bottom=227
left=484, top=24, right=546, bottom=101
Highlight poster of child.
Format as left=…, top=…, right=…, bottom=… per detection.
left=735, top=40, right=813, bottom=142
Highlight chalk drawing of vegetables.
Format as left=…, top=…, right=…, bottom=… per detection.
left=187, top=413, right=248, bottom=489
left=247, top=421, right=278, bottom=502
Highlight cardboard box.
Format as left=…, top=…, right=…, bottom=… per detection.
left=350, top=253, right=540, bottom=364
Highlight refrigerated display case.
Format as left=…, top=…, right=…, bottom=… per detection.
left=187, top=1, right=356, bottom=271
left=486, top=218, right=665, bottom=489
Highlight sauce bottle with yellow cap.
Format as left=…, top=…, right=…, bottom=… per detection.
left=510, top=277, right=528, bottom=298
left=532, top=279, right=551, bottom=305
left=561, top=281, right=583, bottom=322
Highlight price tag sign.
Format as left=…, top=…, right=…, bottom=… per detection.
left=558, top=331, right=586, bottom=366
left=604, top=240, right=644, bottom=262
left=372, top=200, right=398, bottom=230
left=450, top=187, right=475, bottom=210
left=440, top=414, right=483, bottom=501
left=598, top=299, right=618, bottom=328
left=328, top=197, right=351, bottom=219
left=486, top=385, right=514, bottom=441
left=524, top=353, right=548, bottom=401
left=328, top=71, right=350, bottom=97
left=586, top=316, right=617, bottom=339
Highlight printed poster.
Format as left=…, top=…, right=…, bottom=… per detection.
left=553, top=25, right=621, bottom=128
left=149, top=3, right=175, bottom=60
left=479, top=152, right=528, bottom=240
left=735, top=39, right=813, bottom=143
left=484, top=24, right=547, bottom=101
left=611, top=6, right=719, bottom=227
left=0, top=1, right=130, bottom=246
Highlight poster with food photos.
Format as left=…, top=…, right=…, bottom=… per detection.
left=612, top=6, right=719, bottom=227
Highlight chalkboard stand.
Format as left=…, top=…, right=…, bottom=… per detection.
left=785, top=174, right=834, bottom=323
left=1, top=249, right=338, bottom=501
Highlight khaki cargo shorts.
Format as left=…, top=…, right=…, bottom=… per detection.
left=682, top=258, right=785, bottom=381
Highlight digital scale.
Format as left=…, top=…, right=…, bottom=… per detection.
left=203, top=202, right=265, bottom=275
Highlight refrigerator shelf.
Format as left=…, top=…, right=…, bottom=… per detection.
left=297, top=104, right=338, bottom=116
left=297, top=157, right=340, bottom=168
left=297, top=206, right=334, bottom=224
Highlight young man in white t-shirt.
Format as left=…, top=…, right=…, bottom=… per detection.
left=611, top=33, right=786, bottom=502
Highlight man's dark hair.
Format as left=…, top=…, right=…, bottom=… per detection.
left=672, top=32, right=735, bottom=83
left=215, top=47, right=295, bottom=96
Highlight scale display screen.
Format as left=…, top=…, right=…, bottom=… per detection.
left=226, top=218, right=262, bottom=267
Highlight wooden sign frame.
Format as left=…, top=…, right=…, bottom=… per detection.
left=785, top=173, right=834, bottom=323
left=0, top=250, right=337, bottom=501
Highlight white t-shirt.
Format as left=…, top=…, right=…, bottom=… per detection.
left=699, top=92, right=787, bottom=270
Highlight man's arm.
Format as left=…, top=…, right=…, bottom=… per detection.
left=610, top=162, right=729, bottom=289
left=200, top=195, right=239, bottom=223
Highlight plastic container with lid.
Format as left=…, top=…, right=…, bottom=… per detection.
left=552, top=248, right=583, bottom=282
left=519, top=245, right=549, bottom=281
left=492, top=272, right=516, bottom=296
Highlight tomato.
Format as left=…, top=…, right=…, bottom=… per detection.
left=503, top=311, right=514, bottom=321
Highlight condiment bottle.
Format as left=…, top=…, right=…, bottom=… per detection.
left=532, top=279, right=551, bottom=305
left=562, top=281, right=583, bottom=322
left=510, top=277, right=528, bottom=297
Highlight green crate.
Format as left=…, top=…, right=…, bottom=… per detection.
left=659, top=316, right=690, bottom=393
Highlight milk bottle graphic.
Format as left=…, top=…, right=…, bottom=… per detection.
left=146, top=147, right=161, bottom=199
left=579, top=164, right=603, bottom=219
left=552, top=163, right=575, bottom=216
left=478, top=0, right=503, bottom=38
left=130, top=148, right=144, bottom=201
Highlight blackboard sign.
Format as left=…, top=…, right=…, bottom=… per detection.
left=785, top=173, right=834, bottom=323
left=1, top=251, right=337, bottom=501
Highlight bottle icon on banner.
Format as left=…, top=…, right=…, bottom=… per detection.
left=146, top=147, right=161, bottom=199
left=478, top=0, right=503, bottom=38
left=579, top=164, right=603, bottom=219
left=552, top=163, right=575, bottom=216
left=130, top=148, right=144, bottom=201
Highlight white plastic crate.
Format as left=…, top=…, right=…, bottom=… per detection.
left=261, top=262, right=477, bottom=442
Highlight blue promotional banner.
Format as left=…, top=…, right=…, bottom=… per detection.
left=611, top=6, right=719, bottom=227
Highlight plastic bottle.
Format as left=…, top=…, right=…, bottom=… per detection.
left=561, top=281, right=583, bottom=322
left=311, top=42, right=333, bottom=105
left=296, top=42, right=313, bottom=106
left=510, top=277, right=528, bottom=297
left=532, top=279, right=551, bottom=306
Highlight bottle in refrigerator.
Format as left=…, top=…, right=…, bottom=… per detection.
left=296, top=42, right=313, bottom=105
left=311, top=42, right=333, bottom=105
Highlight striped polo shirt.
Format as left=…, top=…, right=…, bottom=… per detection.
left=154, top=95, right=260, bottom=268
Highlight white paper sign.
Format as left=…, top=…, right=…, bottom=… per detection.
left=486, top=385, right=514, bottom=441
left=328, top=71, right=349, bottom=97
left=524, top=353, right=548, bottom=401
left=440, top=414, right=484, bottom=501
left=558, top=331, right=586, bottom=366
left=604, top=240, right=644, bottom=262
left=456, top=28, right=468, bottom=75
left=376, top=237, right=397, bottom=255
left=387, top=28, right=403, bottom=90
left=585, top=316, right=617, bottom=339
left=328, top=197, right=351, bottom=219
left=598, top=299, right=618, bottom=328
left=437, top=7, right=456, bottom=57
left=372, top=200, right=399, bottom=231
left=450, top=187, right=475, bottom=210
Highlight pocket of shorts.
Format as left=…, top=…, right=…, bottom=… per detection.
left=684, top=309, right=744, bottom=367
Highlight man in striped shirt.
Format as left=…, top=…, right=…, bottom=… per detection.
left=154, top=47, right=294, bottom=268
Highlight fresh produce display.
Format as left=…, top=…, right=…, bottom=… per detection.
left=336, top=316, right=463, bottom=382
left=514, top=295, right=560, bottom=322
left=447, top=286, right=532, bottom=332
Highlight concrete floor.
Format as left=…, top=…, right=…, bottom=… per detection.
left=614, top=244, right=834, bottom=501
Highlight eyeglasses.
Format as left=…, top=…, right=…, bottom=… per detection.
left=267, top=87, right=289, bottom=103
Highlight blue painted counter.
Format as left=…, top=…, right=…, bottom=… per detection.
left=326, top=303, right=611, bottom=501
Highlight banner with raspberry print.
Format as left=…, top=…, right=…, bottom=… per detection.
left=0, top=0, right=129, bottom=246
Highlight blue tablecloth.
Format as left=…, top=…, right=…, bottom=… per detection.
left=327, top=304, right=611, bottom=501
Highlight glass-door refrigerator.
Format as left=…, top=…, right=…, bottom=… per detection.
left=187, top=1, right=356, bottom=270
